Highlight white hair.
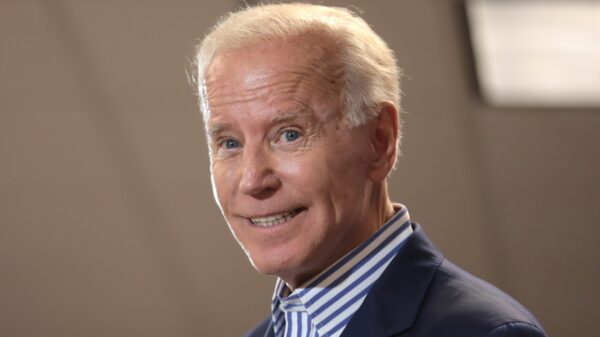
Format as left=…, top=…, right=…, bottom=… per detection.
left=194, top=2, right=402, bottom=136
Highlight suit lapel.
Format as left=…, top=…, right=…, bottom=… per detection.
left=257, top=317, right=275, bottom=337
left=340, top=224, right=443, bottom=337
left=263, top=321, right=274, bottom=337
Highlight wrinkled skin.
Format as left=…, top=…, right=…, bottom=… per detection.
left=205, top=35, right=397, bottom=288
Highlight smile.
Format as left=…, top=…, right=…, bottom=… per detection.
left=249, top=208, right=304, bottom=227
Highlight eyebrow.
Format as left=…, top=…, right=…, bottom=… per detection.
left=208, top=123, right=229, bottom=140
left=207, top=107, right=316, bottom=140
left=271, top=106, right=315, bottom=124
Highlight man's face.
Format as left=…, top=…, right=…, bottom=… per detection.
left=205, top=37, right=379, bottom=287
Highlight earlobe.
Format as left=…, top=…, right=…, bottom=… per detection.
left=368, top=102, right=398, bottom=182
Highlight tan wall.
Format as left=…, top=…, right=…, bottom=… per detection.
left=1, top=1, right=598, bottom=336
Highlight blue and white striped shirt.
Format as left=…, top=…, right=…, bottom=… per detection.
left=271, top=206, right=413, bottom=337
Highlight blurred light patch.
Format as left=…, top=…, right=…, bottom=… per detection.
left=466, top=0, right=600, bottom=107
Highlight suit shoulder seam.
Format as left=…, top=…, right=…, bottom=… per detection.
left=486, top=321, right=545, bottom=336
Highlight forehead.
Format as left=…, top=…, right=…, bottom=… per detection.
left=204, top=36, right=343, bottom=118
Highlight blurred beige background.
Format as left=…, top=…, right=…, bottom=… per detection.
left=1, top=1, right=598, bottom=336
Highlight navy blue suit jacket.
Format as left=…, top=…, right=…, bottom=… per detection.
left=244, top=224, right=547, bottom=337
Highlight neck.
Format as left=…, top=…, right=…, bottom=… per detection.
left=373, top=181, right=395, bottom=229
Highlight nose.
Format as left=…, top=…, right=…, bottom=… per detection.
left=239, top=144, right=281, bottom=198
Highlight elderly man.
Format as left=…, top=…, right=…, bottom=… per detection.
left=194, top=3, right=546, bottom=337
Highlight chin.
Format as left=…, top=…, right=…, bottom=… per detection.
left=249, top=255, right=288, bottom=276
left=247, top=251, right=302, bottom=278
left=251, top=254, right=321, bottom=289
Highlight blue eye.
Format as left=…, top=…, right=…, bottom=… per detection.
left=222, top=138, right=240, bottom=149
left=282, top=130, right=301, bottom=142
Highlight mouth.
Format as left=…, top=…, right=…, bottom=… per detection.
left=249, top=208, right=306, bottom=227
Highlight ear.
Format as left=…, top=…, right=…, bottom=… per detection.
left=368, top=102, right=398, bottom=183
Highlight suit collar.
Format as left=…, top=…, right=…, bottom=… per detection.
left=341, top=223, right=443, bottom=337
left=263, top=321, right=274, bottom=337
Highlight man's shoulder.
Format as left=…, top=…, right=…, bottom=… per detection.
left=240, top=224, right=547, bottom=337
left=412, top=258, right=546, bottom=336
left=242, top=317, right=271, bottom=337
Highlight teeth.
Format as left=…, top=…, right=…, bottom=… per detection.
left=250, top=209, right=299, bottom=227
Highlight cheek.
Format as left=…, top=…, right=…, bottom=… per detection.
left=324, top=141, right=372, bottom=197
left=210, top=162, right=239, bottom=207
left=274, top=150, right=330, bottom=192
left=275, top=153, right=315, bottom=179
left=275, top=135, right=370, bottom=193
